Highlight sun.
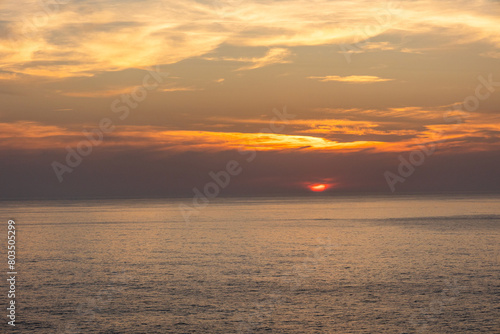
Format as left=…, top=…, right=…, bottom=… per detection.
left=308, top=183, right=327, bottom=192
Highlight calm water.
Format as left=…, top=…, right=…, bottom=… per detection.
left=1, top=195, right=499, bottom=333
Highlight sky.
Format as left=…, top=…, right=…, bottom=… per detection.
left=1, top=0, right=500, bottom=199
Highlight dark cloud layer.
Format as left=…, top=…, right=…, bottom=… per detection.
left=1, top=147, right=499, bottom=200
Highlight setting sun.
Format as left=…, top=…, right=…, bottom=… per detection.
left=308, top=184, right=327, bottom=192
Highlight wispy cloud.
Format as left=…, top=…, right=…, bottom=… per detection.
left=480, top=51, right=500, bottom=59
left=205, top=48, right=292, bottom=71
left=160, top=86, right=203, bottom=92
left=236, top=48, right=292, bottom=71
left=308, top=75, right=394, bottom=83
left=59, top=84, right=201, bottom=97
left=60, top=87, right=138, bottom=98
left=2, top=0, right=499, bottom=78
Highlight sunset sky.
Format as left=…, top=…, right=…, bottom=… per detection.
left=1, top=0, right=500, bottom=199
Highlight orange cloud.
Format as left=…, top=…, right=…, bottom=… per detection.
left=61, top=87, right=139, bottom=98
left=235, top=48, right=292, bottom=71
left=0, top=122, right=387, bottom=152
left=3, top=0, right=498, bottom=79
left=308, top=75, right=394, bottom=83
left=2, top=113, right=499, bottom=154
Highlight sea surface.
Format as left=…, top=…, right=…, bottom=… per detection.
left=1, top=195, right=499, bottom=333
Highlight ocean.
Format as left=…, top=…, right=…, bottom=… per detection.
left=1, top=195, right=499, bottom=333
